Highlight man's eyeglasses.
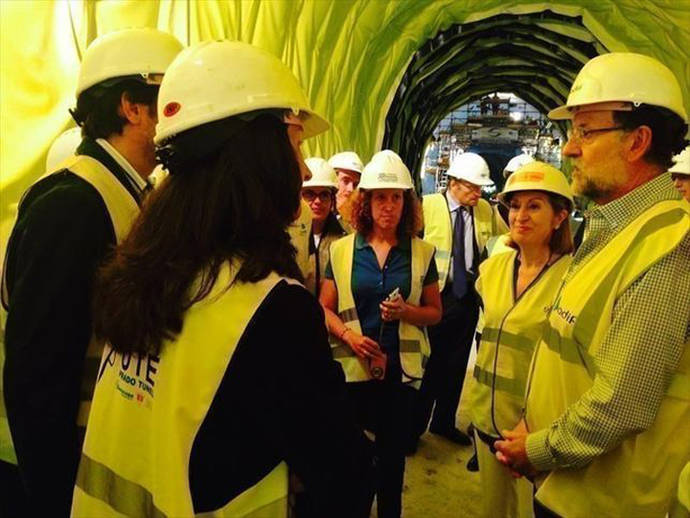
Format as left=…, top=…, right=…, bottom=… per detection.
left=302, top=190, right=332, bottom=203
left=567, top=125, right=625, bottom=142
left=458, top=180, right=482, bottom=192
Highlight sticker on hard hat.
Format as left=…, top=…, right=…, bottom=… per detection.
left=378, top=172, right=398, bottom=182
left=511, top=171, right=544, bottom=183
left=164, top=102, right=181, bottom=117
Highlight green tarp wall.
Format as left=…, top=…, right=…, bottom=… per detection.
left=1, top=0, right=689, bottom=246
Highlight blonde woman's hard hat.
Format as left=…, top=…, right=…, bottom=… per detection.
left=155, top=40, right=329, bottom=144
left=548, top=52, right=687, bottom=121
left=498, top=161, right=574, bottom=209
left=358, top=150, right=414, bottom=190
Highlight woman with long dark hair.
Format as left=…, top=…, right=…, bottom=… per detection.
left=320, top=150, right=442, bottom=518
left=71, top=40, right=373, bottom=518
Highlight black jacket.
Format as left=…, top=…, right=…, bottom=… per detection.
left=3, top=138, right=141, bottom=516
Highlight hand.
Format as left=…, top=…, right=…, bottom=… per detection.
left=344, top=331, right=382, bottom=360
left=493, top=422, right=536, bottom=479
left=380, top=295, right=407, bottom=322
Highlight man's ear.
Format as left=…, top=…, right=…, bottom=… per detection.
left=118, top=92, right=145, bottom=126
left=624, top=125, right=653, bottom=163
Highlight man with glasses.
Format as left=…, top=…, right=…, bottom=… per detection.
left=0, top=29, right=182, bottom=516
left=415, top=152, right=508, bottom=448
left=495, top=53, right=690, bottom=518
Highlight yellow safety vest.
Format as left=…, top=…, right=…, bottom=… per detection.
left=468, top=250, right=571, bottom=437
left=422, top=193, right=507, bottom=292
left=72, top=264, right=291, bottom=517
left=525, top=200, right=690, bottom=518
left=328, top=234, right=434, bottom=387
left=670, top=462, right=690, bottom=518
left=0, top=154, right=139, bottom=465
left=288, top=199, right=314, bottom=283
left=485, top=233, right=513, bottom=257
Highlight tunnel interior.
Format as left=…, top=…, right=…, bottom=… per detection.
left=381, top=10, right=608, bottom=185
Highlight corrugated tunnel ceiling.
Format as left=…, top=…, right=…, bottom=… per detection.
left=383, top=10, right=607, bottom=181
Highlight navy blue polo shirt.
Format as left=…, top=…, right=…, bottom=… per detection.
left=325, top=233, right=438, bottom=368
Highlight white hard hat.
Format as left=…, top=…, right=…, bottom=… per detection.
left=669, top=147, right=690, bottom=175
left=45, top=127, right=82, bottom=172
left=303, top=157, right=338, bottom=188
left=447, top=152, right=493, bottom=186
left=498, top=161, right=574, bottom=209
left=549, top=53, right=687, bottom=121
left=76, top=28, right=183, bottom=97
left=503, top=153, right=535, bottom=178
left=359, top=150, right=414, bottom=190
left=155, top=40, right=329, bottom=144
left=328, top=151, right=364, bottom=174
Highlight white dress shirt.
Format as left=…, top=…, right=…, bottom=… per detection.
left=446, top=190, right=475, bottom=281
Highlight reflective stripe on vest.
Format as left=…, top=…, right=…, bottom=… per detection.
left=288, top=198, right=314, bottom=281
left=525, top=200, right=690, bottom=518
left=467, top=250, right=571, bottom=436
left=0, top=155, right=139, bottom=465
left=328, top=234, right=434, bottom=387
left=422, top=193, right=507, bottom=292
left=669, top=461, right=690, bottom=518
left=72, top=265, right=291, bottom=517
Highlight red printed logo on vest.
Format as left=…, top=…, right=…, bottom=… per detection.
left=163, top=102, right=181, bottom=118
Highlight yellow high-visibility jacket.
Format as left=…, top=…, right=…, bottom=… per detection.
left=525, top=200, right=690, bottom=518
left=72, top=265, right=291, bottom=517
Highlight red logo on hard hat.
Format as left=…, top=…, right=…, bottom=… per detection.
left=163, top=102, right=181, bottom=117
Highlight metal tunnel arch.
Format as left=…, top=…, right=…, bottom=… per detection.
left=381, top=10, right=608, bottom=184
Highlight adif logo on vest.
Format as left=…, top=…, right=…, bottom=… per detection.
left=551, top=296, right=577, bottom=325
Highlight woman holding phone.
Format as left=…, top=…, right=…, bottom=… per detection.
left=319, top=150, right=441, bottom=518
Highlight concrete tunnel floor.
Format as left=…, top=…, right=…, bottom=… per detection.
left=370, top=349, right=483, bottom=517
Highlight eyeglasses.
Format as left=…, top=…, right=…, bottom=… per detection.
left=301, top=190, right=332, bottom=203
left=566, top=125, right=625, bottom=142
left=458, top=180, right=482, bottom=192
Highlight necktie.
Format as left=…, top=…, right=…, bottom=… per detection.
left=452, top=207, right=467, bottom=299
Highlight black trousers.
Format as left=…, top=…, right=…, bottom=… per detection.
left=415, top=285, right=479, bottom=434
left=0, top=459, right=30, bottom=517
left=534, top=498, right=562, bottom=518
left=346, top=375, right=416, bottom=518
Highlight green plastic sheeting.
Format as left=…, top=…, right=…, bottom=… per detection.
left=1, top=0, right=689, bottom=246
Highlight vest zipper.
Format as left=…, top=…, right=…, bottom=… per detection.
left=489, top=254, right=557, bottom=438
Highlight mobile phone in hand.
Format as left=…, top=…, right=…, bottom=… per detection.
left=369, top=351, right=387, bottom=380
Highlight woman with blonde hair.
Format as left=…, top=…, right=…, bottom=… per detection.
left=466, top=161, right=574, bottom=518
